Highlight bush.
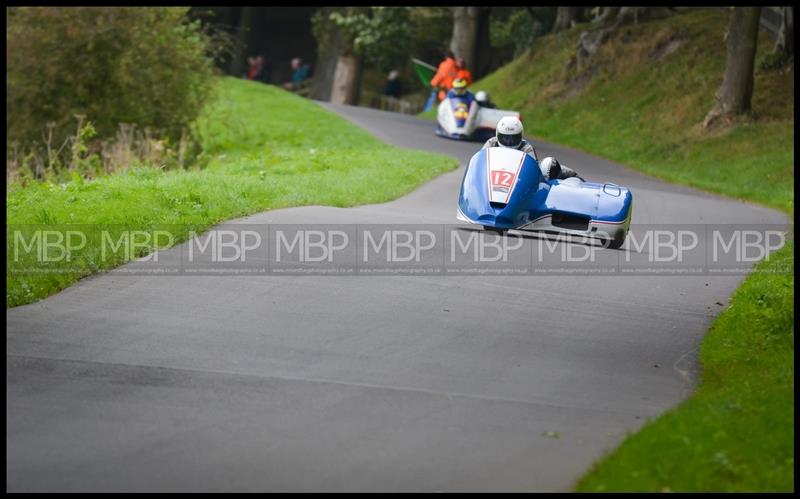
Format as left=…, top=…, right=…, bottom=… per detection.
left=5, top=116, right=198, bottom=185
left=6, top=7, right=220, bottom=148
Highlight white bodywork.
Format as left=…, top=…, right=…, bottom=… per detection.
left=486, top=147, right=526, bottom=204
left=437, top=96, right=520, bottom=138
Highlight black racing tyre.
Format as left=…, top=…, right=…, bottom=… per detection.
left=605, top=230, right=627, bottom=250
left=482, top=226, right=507, bottom=235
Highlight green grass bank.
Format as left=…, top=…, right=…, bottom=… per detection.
left=578, top=244, right=794, bottom=491
left=6, top=77, right=458, bottom=307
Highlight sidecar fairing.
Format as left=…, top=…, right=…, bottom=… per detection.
left=456, top=147, right=633, bottom=248
left=436, top=91, right=519, bottom=142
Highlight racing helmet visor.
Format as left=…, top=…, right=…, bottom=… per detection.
left=497, top=132, right=522, bottom=147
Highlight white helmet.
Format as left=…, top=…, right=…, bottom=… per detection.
left=539, top=156, right=562, bottom=180
left=475, top=90, right=489, bottom=103
left=496, top=116, right=523, bottom=148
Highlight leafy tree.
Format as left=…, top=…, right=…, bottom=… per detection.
left=329, top=7, right=412, bottom=72
left=7, top=7, right=221, bottom=148
left=312, top=7, right=412, bottom=104
left=311, top=7, right=363, bottom=104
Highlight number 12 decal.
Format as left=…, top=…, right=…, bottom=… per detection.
left=491, top=171, right=516, bottom=188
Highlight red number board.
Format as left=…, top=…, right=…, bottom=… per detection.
left=491, top=170, right=516, bottom=189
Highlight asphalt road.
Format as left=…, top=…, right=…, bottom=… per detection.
left=6, top=104, right=789, bottom=492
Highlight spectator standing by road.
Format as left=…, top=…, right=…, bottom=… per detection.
left=283, top=57, right=311, bottom=91
left=246, top=56, right=262, bottom=80
left=246, top=55, right=273, bottom=85
left=430, top=50, right=458, bottom=102
left=383, top=69, right=403, bottom=99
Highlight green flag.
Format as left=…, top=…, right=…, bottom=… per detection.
left=412, top=58, right=437, bottom=88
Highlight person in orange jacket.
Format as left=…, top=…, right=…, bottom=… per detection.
left=430, top=50, right=458, bottom=101
left=454, top=57, right=473, bottom=86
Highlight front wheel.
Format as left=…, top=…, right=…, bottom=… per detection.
left=604, top=230, right=627, bottom=250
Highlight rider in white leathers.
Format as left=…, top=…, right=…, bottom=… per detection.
left=482, top=116, right=583, bottom=181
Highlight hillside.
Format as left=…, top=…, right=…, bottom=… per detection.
left=474, top=8, right=793, bottom=213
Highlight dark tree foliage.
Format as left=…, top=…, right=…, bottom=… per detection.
left=7, top=7, right=221, bottom=146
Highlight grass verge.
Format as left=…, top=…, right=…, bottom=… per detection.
left=578, top=242, right=794, bottom=491
left=443, top=8, right=794, bottom=492
left=6, top=77, right=458, bottom=307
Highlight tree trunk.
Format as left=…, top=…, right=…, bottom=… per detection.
left=552, top=7, right=579, bottom=33
left=329, top=51, right=362, bottom=105
left=592, top=6, right=620, bottom=25
left=473, top=7, right=493, bottom=78
left=775, top=6, right=793, bottom=56
left=310, top=8, right=343, bottom=101
left=704, top=7, right=761, bottom=128
left=525, top=6, right=540, bottom=24
left=450, top=7, right=480, bottom=72
left=229, top=7, right=256, bottom=77
left=579, top=7, right=592, bottom=24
